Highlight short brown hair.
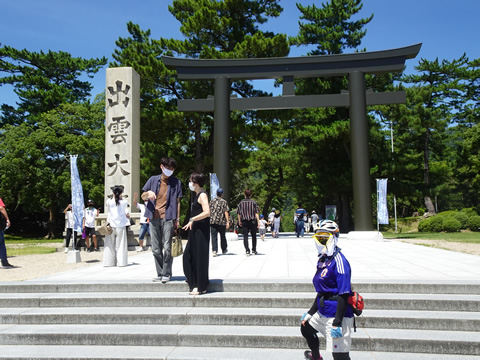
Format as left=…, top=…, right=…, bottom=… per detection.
left=244, top=189, right=252, bottom=198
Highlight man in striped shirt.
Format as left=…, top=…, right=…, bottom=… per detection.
left=236, top=189, right=260, bottom=256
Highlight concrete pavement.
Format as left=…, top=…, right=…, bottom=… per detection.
left=27, top=232, right=480, bottom=284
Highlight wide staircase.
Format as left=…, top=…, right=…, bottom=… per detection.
left=0, top=280, right=479, bottom=359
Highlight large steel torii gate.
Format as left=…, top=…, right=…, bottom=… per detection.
left=163, top=44, right=421, bottom=231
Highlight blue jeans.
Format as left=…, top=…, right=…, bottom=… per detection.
left=139, top=223, right=150, bottom=240
left=296, top=220, right=305, bottom=237
left=149, top=218, right=174, bottom=278
left=0, top=230, right=6, bottom=260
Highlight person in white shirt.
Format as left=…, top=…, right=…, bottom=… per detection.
left=104, top=185, right=130, bottom=267
left=134, top=192, right=150, bottom=251
left=63, top=204, right=77, bottom=253
left=83, top=200, right=99, bottom=252
left=258, top=214, right=268, bottom=241
left=268, top=208, right=276, bottom=236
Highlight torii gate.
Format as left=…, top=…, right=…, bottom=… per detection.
left=163, top=44, right=421, bottom=231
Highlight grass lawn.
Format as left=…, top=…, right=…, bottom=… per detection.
left=4, top=234, right=63, bottom=256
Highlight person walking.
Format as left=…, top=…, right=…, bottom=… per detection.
left=258, top=214, right=268, bottom=241
left=133, top=192, right=150, bottom=252
left=0, top=197, right=14, bottom=269
left=142, top=157, right=183, bottom=283
left=268, top=207, right=275, bottom=236
left=311, top=210, right=319, bottom=232
left=209, top=187, right=230, bottom=256
left=273, top=210, right=282, bottom=238
left=301, top=220, right=354, bottom=360
left=295, top=204, right=307, bottom=238
left=83, top=199, right=99, bottom=252
left=236, top=189, right=260, bottom=256
left=63, top=204, right=77, bottom=253
left=182, top=172, right=210, bottom=295
left=103, top=185, right=130, bottom=267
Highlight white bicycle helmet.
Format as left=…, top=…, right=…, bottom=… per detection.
left=313, top=220, right=339, bottom=257
left=318, top=220, right=339, bottom=234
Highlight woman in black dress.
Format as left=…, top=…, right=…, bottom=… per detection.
left=182, top=172, right=210, bottom=295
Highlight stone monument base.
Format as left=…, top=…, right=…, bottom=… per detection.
left=66, top=250, right=82, bottom=264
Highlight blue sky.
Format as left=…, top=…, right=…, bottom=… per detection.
left=1, top=0, right=478, bottom=107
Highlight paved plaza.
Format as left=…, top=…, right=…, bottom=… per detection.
left=28, top=232, right=480, bottom=284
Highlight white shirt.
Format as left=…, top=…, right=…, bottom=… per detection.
left=136, top=202, right=148, bottom=224
left=268, top=211, right=275, bottom=223
left=84, top=207, right=97, bottom=228
left=66, top=210, right=75, bottom=229
left=107, top=199, right=130, bottom=228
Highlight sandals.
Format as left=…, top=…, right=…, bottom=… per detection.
left=189, top=288, right=207, bottom=295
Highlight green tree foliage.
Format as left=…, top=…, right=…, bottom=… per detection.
left=0, top=45, right=107, bottom=237
left=283, top=0, right=373, bottom=230
left=0, top=45, right=107, bottom=125
left=373, top=55, right=476, bottom=217
left=110, top=0, right=290, bottom=210
left=291, top=0, right=372, bottom=56
left=0, top=99, right=105, bottom=237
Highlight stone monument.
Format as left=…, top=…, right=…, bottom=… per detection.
left=104, top=67, right=140, bottom=212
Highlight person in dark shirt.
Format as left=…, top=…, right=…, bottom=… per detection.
left=301, top=220, right=353, bottom=360
left=141, top=157, right=183, bottom=283
left=236, top=189, right=260, bottom=256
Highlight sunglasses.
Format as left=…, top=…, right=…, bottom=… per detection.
left=313, top=232, right=332, bottom=245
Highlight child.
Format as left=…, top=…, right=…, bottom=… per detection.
left=258, top=214, right=268, bottom=241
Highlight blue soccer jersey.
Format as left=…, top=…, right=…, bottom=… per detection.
left=312, top=251, right=354, bottom=318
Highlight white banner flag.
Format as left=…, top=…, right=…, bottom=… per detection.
left=210, top=173, right=220, bottom=200
left=70, top=155, right=85, bottom=233
left=377, top=179, right=389, bottom=225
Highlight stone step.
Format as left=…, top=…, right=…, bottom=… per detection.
left=1, top=345, right=478, bottom=360
left=0, top=324, right=479, bottom=355
left=1, top=291, right=479, bottom=311
left=1, top=307, right=479, bottom=332
left=2, top=280, right=480, bottom=294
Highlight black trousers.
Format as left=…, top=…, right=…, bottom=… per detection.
left=242, top=219, right=257, bottom=252
left=65, top=228, right=78, bottom=248
left=210, top=224, right=227, bottom=253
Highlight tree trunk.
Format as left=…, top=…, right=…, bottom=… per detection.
left=424, top=196, right=436, bottom=214
left=338, top=193, right=353, bottom=232
left=194, top=119, right=204, bottom=173
left=423, top=128, right=436, bottom=214
left=424, top=129, right=430, bottom=185
left=46, top=206, right=56, bottom=239
left=261, top=168, right=284, bottom=216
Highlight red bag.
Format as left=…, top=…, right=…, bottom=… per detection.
left=348, top=292, right=364, bottom=316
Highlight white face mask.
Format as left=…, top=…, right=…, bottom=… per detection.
left=162, top=167, right=174, bottom=177
left=188, top=181, right=196, bottom=192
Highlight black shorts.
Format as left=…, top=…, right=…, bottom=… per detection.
left=84, top=227, right=95, bottom=237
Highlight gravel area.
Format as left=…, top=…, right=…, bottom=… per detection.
left=0, top=246, right=145, bottom=282
left=394, top=238, right=480, bottom=256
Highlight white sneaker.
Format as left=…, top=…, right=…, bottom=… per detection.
left=212, top=251, right=217, bottom=257
left=64, top=247, right=69, bottom=253
left=136, top=247, right=144, bottom=252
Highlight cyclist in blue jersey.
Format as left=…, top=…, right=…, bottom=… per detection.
left=300, top=220, right=354, bottom=360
